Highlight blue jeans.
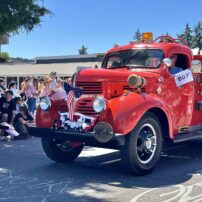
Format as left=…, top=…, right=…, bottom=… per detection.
left=27, top=97, right=36, bottom=115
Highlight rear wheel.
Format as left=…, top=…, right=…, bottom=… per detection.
left=41, top=137, right=83, bottom=163
left=121, top=112, right=163, bottom=175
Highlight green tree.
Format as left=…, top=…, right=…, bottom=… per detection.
left=178, top=23, right=193, bottom=47
left=79, top=45, right=88, bottom=55
left=192, top=21, right=202, bottom=49
left=0, top=51, right=10, bottom=62
left=133, top=29, right=141, bottom=41
left=0, top=0, right=52, bottom=35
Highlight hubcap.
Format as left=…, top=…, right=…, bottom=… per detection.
left=136, top=123, right=157, bottom=164
left=56, top=141, right=73, bottom=152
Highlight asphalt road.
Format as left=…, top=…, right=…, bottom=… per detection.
left=1, top=137, right=202, bottom=202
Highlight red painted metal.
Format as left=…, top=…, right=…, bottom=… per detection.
left=35, top=36, right=202, bottom=142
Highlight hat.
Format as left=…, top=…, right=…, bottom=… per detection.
left=5, top=90, right=14, bottom=96
left=50, top=71, right=57, bottom=75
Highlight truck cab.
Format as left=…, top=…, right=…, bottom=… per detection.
left=30, top=34, right=202, bottom=175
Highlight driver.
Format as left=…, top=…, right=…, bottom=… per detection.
left=169, top=54, right=183, bottom=75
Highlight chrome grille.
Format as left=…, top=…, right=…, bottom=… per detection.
left=76, top=82, right=102, bottom=94
left=75, top=98, right=97, bottom=116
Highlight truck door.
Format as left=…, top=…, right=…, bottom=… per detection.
left=163, top=67, right=195, bottom=134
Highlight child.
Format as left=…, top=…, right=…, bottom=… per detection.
left=0, top=112, right=19, bottom=140
left=14, top=97, right=27, bottom=114
left=13, top=106, right=34, bottom=139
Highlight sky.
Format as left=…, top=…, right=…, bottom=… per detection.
left=2, top=0, right=202, bottom=59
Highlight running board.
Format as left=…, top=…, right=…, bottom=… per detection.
left=173, top=130, right=202, bottom=143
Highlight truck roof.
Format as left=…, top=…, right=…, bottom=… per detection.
left=107, top=42, right=192, bottom=57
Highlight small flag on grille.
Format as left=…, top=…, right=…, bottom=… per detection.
left=64, top=83, right=83, bottom=98
left=65, top=90, right=75, bottom=121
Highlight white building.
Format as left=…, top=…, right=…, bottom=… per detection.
left=0, top=53, right=104, bottom=88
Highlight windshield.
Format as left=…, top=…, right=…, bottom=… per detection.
left=102, top=49, right=164, bottom=69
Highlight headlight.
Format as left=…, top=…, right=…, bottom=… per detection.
left=40, top=96, right=51, bottom=111
left=93, top=97, right=106, bottom=113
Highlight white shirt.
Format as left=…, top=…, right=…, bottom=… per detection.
left=49, top=79, right=57, bottom=90
left=10, top=88, right=21, bottom=98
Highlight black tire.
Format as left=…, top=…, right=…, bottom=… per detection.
left=121, top=112, right=163, bottom=175
left=41, top=137, right=83, bottom=163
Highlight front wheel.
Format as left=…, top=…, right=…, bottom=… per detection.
left=41, top=137, right=83, bottom=163
left=121, top=112, right=163, bottom=175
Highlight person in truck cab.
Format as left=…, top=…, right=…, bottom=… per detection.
left=169, top=54, right=184, bottom=75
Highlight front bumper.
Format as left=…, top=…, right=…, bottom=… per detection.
left=29, top=126, right=125, bottom=149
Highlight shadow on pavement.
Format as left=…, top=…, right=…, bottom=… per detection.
left=0, top=138, right=202, bottom=201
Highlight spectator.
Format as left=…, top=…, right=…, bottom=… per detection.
left=0, top=78, right=6, bottom=98
left=8, top=81, right=21, bottom=98
left=0, top=90, right=16, bottom=125
left=0, top=111, right=19, bottom=140
left=25, top=77, right=39, bottom=116
left=20, top=78, right=27, bottom=101
left=54, top=78, right=63, bottom=92
left=66, top=77, right=72, bottom=85
left=14, top=97, right=28, bottom=114
left=49, top=72, right=57, bottom=91
left=13, top=106, right=34, bottom=139
left=40, top=78, right=51, bottom=97
left=38, top=77, right=44, bottom=93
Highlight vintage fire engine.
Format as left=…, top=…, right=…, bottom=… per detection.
left=29, top=33, right=202, bottom=175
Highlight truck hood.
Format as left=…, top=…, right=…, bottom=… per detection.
left=76, top=68, right=160, bottom=83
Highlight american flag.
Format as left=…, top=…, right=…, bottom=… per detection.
left=65, top=90, right=75, bottom=121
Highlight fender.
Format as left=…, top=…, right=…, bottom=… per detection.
left=36, top=101, right=60, bottom=128
left=101, top=92, right=173, bottom=138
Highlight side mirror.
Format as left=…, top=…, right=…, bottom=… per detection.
left=191, top=60, right=201, bottom=73
left=162, top=58, right=172, bottom=68
left=192, top=60, right=201, bottom=66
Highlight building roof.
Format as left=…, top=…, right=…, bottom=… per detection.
left=35, top=53, right=105, bottom=64
left=0, top=62, right=101, bottom=77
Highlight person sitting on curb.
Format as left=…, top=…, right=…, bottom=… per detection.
left=0, top=111, right=19, bottom=140
left=13, top=106, right=34, bottom=139
left=0, top=90, right=16, bottom=125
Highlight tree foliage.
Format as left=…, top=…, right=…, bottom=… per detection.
left=192, top=21, right=202, bottom=49
left=0, top=0, right=52, bottom=35
left=178, top=21, right=202, bottom=49
left=78, top=45, right=88, bottom=55
left=0, top=51, right=10, bottom=62
left=0, top=51, right=9, bottom=60
left=133, top=29, right=141, bottom=41
left=178, top=23, right=193, bottom=47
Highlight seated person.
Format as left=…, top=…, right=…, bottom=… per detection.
left=13, top=106, right=34, bottom=139
left=0, top=90, right=16, bottom=124
left=0, top=111, right=19, bottom=140
left=14, top=97, right=28, bottom=114
left=169, top=54, right=184, bottom=75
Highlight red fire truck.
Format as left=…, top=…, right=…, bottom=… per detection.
left=29, top=33, right=202, bottom=175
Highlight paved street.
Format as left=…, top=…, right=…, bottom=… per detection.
left=1, top=137, right=202, bottom=202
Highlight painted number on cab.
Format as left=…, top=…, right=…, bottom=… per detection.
left=174, top=69, right=194, bottom=87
